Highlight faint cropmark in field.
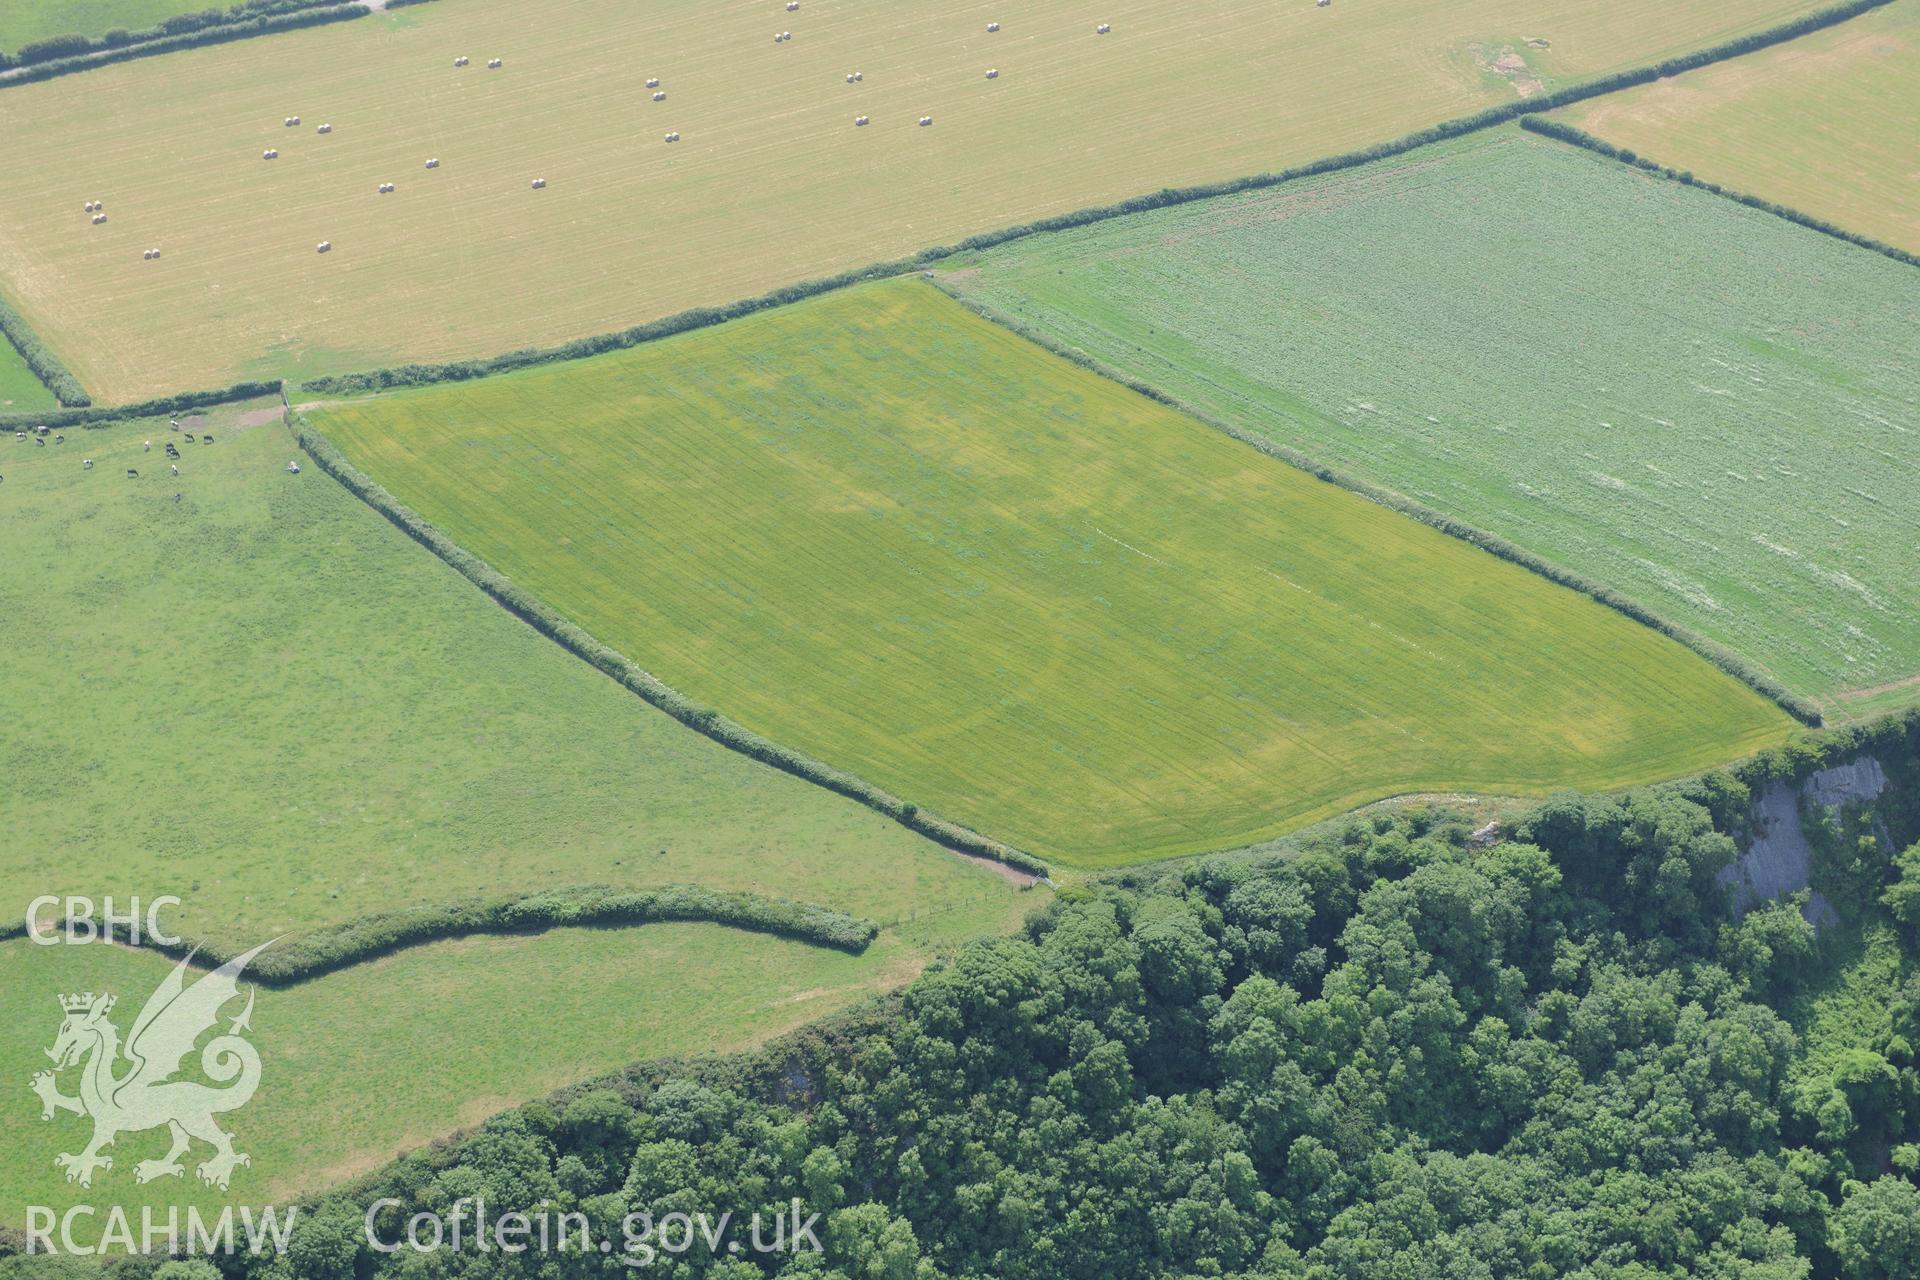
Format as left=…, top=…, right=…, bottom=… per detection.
left=31, top=940, right=274, bottom=1191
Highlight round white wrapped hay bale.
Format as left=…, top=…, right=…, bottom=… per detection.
left=1096, top=22, right=1111, bottom=33
left=532, top=177, right=546, bottom=188
left=987, top=21, right=1000, bottom=31
left=488, top=58, right=502, bottom=68
left=318, top=123, right=332, bottom=134
left=919, top=115, right=932, bottom=126
left=854, top=115, right=869, bottom=125
left=985, top=68, right=998, bottom=78
left=646, top=77, right=660, bottom=87
left=316, top=241, right=331, bottom=253
left=653, top=90, right=666, bottom=101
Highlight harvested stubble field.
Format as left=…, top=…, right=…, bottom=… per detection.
left=0, top=0, right=1840, bottom=401
left=943, top=129, right=1920, bottom=716
left=310, top=278, right=1791, bottom=867
left=0, top=401, right=1030, bottom=1220
left=1566, top=0, right=1920, bottom=255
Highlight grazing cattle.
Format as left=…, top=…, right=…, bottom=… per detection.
left=127, top=469, right=138, bottom=478
left=144, top=441, right=151, bottom=451
left=171, top=464, right=179, bottom=475
left=54, top=435, right=64, bottom=444
left=34, top=438, right=44, bottom=447
left=203, top=435, right=214, bottom=444
left=287, top=461, right=301, bottom=474
left=83, top=459, right=92, bottom=469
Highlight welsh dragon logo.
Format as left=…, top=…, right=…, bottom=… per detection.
left=30, top=941, right=272, bottom=1190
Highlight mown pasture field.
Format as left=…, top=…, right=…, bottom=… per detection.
left=944, top=129, right=1920, bottom=717
left=1566, top=0, right=1920, bottom=255
left=0, top=401, right=1022, bottom=946
left=0, top=898, right=1029, bottom=1225
left=311, top=278, right=1792, bottom=867
left=0, top=0, right=1841, bottom=401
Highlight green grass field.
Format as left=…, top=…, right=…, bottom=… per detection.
left=0, top=895, right=1031, bottom=1226
left=0, top=333, right=55, bottom=411
left=0, top=397, right=1032, bottom=1222
left=310, top=278, right=1791, bottom=866
left=943, top=129, right=1920, bottom=715
left=0, top=400, right=1022, bottom=947
left=0, top=0, right=194, bottom=55
left=0, top=0, right=1837, bottom=401
left=1566, top=0, right=1920, bottom=255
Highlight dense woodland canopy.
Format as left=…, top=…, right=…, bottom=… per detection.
left=11, top=715, right=1920, bottom=1280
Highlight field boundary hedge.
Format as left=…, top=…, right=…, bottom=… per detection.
left=289, top=415, right=1052, bottom=879
left=0, top=3, right=366, bottom=88
left=1518, top=116, right=1920, bottom=269
left=0, top=379, right=280, bottom=430
left=297, top=0, right=1893, bottom=399
left=0, top=883, right=879, bottom=986
left=932, top=281, right=1825, bottom=728
left=0, top=292, right=89, bottom=406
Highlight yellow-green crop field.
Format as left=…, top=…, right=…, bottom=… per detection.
left=1566, top=0, right=1920, bottom=254
left=310, top=278, right=1793, bottom=867
left=0, top=0, right=1835, bottom=401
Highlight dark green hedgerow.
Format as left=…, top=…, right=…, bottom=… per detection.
left=0, top=294, right=88, bottom=406
left=300, top=0, right=1893, bottom=399
left=0, top=884, right=878, bottom=985
left=0, top=379, right=280, bottom=431
left=2, top=0, right=347, bottom=64
left=290, top=418, right=1051, bottom=880
left=0, top=4, right=366, bottom=87
left=932, top=282, right=1825, bottom=729
left=1518, top=116, right=1920, bottom=269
